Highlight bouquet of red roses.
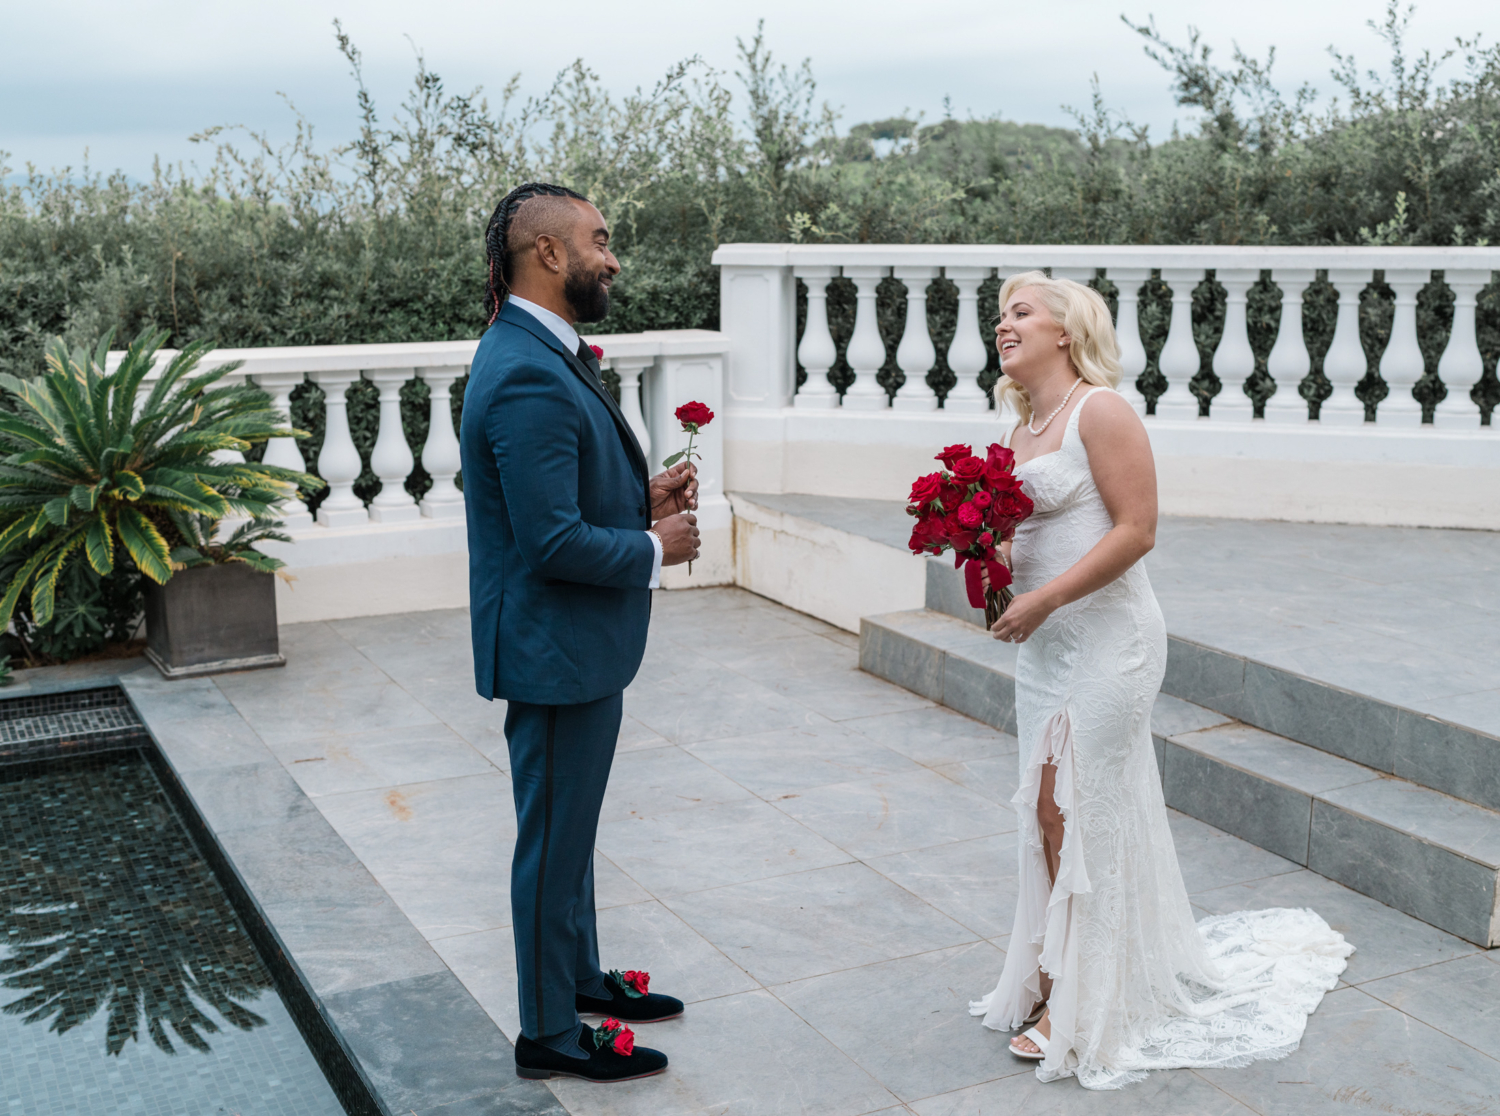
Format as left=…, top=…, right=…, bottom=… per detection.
left=907, top=443, right=1034, bottom=628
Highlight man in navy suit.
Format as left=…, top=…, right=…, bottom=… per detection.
left=461, top=183, right=698, bottom=1083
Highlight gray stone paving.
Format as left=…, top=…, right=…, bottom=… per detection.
left=209, top=589, right=1496, bottom=1115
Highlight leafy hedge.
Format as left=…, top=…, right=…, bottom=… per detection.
left=3, top=5, right=1499, bottom=440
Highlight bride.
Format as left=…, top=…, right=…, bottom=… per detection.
left=968, top=271, right=1352, bottom=1089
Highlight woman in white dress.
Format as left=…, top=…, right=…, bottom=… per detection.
left=968, top=272, right=1352, bottom=1089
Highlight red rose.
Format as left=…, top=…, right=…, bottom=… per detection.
left=908, top=472, right=944, bottom=507
left=622, top=970, right=650, bottom=995
left=957, top=502, right=984, bottom=529
left=978, top=531, right=994, bottom=546
left=951, top=456, right=986, bottom=484
left=603, top=1017, right=622, bottom=1031
left=675, top=401, right=714, bottom=428
left=612, top=1027, right=635, bottom=1056
left=935, top=443, right=973, bottom=470
left=986, top=443, right=1015, bottom=472
left=971, top=490, right=993, bottom=509
left=939, top=482, right=967, bottom=512
left=589, top=344, right=605, bottom=361
left=908, top=514, right=947, bottom=554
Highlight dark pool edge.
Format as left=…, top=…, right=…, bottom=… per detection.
left=9, top=660, right=565, bottom=1116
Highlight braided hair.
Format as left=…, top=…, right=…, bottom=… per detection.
left=483, top=182, right=588, bottom=325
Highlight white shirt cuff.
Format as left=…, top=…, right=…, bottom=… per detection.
left=647, top=530, right=663, bottom=589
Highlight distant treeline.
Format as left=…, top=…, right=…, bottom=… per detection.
left=2, top=5, right=1498, bottom=418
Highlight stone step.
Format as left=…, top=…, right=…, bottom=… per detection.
left=921, top=558, right=1500, bottom=816
left=861, top=607, right=1500, bottom=947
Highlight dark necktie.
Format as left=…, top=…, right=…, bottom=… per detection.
left=576, top=340, right=601, bottom=382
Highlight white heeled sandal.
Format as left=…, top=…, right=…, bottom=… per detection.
left=1021, top=1001, right=1046, bottom=1027
left=1010, top=1026, right=1050, bottom=1061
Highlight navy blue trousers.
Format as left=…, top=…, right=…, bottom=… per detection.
left=504, top=692, right=621, bottom=1048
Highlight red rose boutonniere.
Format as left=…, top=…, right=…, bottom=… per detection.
left=588, top=344, right=604, bottom=361
left=595, top=1017, right=636, bottom=1056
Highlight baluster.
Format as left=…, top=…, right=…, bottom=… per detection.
left=1433, top=269, right=1490, bottom=428
left=1209, top=269, right=1257, bottom=422
left=1320, top=268, right=1374, bottom=424
left=892, top=267, right=939, bottom=412
left=944, top=266, right=992, bottom=412
left=610, top=355, right=655, bottom=458
left=250, top=371, right=314, bottom=527
left=365, top=369, right=420, bottom=523
left=311, top=369, right=370, bottom=528
left=1377, top=269, right=1428, bottom=423
left=842, top=266, right=891, bottom=409
left=415, top=365, right=466, bottom=519
left=1104, top=268, right=1149, bottom=414
left=1154, top=268, right=1203, bottom=419
left=1264, top=269, right=1315, bottom=423
left=794, top=266, right=840, bottom=409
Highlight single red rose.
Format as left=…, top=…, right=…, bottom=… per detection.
left=908, top=472, right=944, bottom=507
left=589, top=344, right=605, bottom=361
left=612, top=1027, right=635, bottom=1056
left=986, top=443, right=1016, bottom=472
left=978, top=531, right=994, bottom=547
left=951, top=456, right=986, bottom=484
left=675, top=401, right=715, bottom=428
left=603, top=1017, right=622, bottom=1031
left=971, top=490, right=993, bottom=510
left=939, top=482, right=967, bottom=512
left=935, top=443, right=973, bottom=470
left=957, top=502, right=984, bottom=529
left=622, top=970, right=650, bottom=995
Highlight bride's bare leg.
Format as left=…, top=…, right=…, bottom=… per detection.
left=1014, top=760, right=1064, bottom=1056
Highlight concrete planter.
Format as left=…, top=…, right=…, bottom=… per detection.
left=144, top=563, right=285, bottom=678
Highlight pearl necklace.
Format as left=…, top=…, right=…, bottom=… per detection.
left=1027, top=378, right=1083, bottom=436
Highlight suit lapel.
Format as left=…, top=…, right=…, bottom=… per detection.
left=500, top=304, right=650, bottom=481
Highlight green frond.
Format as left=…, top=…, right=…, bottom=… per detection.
left=42, top=496, right=70, bottom=527
left=30, top=536, right=86, bottom=628
left=114, top=471, right=146, bottom=500
left=0, top=541, right=58, bottom=630
left=84, top=516, right=114, bottom=576
left=0, top=512, right=45, bottom=555
left=227, top=550, right=286, bottom=573
left=117, top=506, right=174, bottom=584
left=69, top=483, right=99, bottom=511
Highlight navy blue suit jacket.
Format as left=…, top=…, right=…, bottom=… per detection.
left=460, top=301, right=655, bottom=705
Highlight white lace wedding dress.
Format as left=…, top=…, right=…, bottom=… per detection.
left=968, top=387, right=1353, bottom=1089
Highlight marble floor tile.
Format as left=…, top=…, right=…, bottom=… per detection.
left=931, top=755, right=1020, bottom=806
left=688, top=720, right=925, bottom=798
left=598, top=745, right=756, bottom=824
left=842, top=705, right=1020, bottom=768
left=1190, top=868, right=1479, bottom=985
left=1167, top=809, right=1302, bottom=894
left=269, top=722, right=497, bottom=797
left=778, top=768, right=1016, bottom=859
left=1200, top=986, right=1500, bottom=1116
left=595, top=797, right=853, bottom=896
left=664, top=862, right=977, bottom=986
left=593, top=852, right=653, bottom=910
left=693, top=631, right=860, bottom=680
left=771, top=940, right=1010, bottom=1102
left=762, top=664, right=939, bottom=722
left=624, top=664, right=826, bottom=746
left=215, top=664, right=443, bottom=747
left=544, top=989, right=897, bottom=1116
left=866, top=833, right=1019, bottom=939
left=1357, top=951, right=1500, bottom=1060
left=911, top=1066, right=1254, bottom=1115
left=314, top=772, right=518, bottom=940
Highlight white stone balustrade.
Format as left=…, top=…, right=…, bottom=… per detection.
left=366, top=369, right=421, bottom=524
left=714, top=245, right=1498, bottom=429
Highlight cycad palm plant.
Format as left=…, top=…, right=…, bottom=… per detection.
left=0, top=329, right=322, bottom=628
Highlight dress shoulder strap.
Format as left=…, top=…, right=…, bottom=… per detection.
left=1067, top=385, right=1110, bottom=432
left=1000, top=420, right=1021, bottom=449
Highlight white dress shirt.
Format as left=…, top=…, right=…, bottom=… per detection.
left=507, top=295, right=662, bottom=588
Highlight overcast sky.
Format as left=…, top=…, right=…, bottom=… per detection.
left=1, top=0, right=1491, bottom=179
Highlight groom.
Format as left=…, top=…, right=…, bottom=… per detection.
left=460, top=182, right=699, bottom=1083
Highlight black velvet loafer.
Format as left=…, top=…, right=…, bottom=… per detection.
left=515, top=1021, right=668, bottom=1082
left=577, top=969, right=684, bottom=1023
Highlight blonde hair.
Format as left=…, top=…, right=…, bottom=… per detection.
left=992, top=270, right=1121, bottom=422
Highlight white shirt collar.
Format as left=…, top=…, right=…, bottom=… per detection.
left=508, top=295, right=580, bottom=356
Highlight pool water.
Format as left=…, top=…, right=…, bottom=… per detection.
left=1, top=738, right=346, bottom=1115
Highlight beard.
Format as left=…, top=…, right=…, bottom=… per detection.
left=563, top=258, right=611, bottom=323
